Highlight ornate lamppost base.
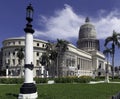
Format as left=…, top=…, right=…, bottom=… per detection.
left=18, top=83, right=38, bottom=99
left=18, top=92, right=38, bottom=99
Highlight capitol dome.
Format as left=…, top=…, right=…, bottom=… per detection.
left=79, top=17, right=96, bottom=39
left=77, top=17, right=100, bottom=52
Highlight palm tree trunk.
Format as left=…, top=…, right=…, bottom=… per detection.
left=112, top=53, right=114, bottom=79
left=56, top=56, right=58, bottom=77
left=20, top=60, right=23, bottom=78
left=112, top=44, right=115, bottom=80
left=105, top=54, right=109, bottom=83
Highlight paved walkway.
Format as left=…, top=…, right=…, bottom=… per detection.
left=0, top=81, right=120, bottom=85
left=89, top=81, right=120, bottom=84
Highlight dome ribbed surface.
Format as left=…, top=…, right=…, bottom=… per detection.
left=79, top=18, right=96, bottom=39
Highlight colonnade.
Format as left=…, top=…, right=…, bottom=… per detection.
left=77, top=57, right=92, bottom=70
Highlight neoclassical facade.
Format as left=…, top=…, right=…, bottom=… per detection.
left=1, top=18, right=108, bottom=77
left=2, top=37, right=47, bottom=77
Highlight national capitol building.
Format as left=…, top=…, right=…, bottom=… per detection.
left=0, top=17, right=109, bottom=77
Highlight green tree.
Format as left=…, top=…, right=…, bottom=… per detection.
left=103, top=47, right=112, bottom=82
left=46, top=41, right=59, bottom=77
left=39, top=52, right=50, bottom=78
left=40, top=41, right=53, bottom=66
left=39, top=39, right=69, bottom=78
left=56, top=39, right=69, bottom=53
left=104, top=30, right=120, bottom=79
left=40, top=53, right=50, bottom=67
left=55, top=39, right=69, bottom=77
left=16, top=48, right=24, bottom=77
left=40, top=41, right=54, bottom=77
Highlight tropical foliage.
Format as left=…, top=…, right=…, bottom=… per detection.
left=39, top=39, right=69, bottom=77
left=40, top=53, right=50, bottom=66
left=16, top=48, right=24, bottom=65
left=104, top=30, right=120, bottom=79
left=103, top=47, right=112, bottom=82
left=55, top=39, right=69, bottom=77
left=15, top=48, right=24, bottom=77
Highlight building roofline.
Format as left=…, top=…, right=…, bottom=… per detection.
left=2, top=37, right=48, bottom=45
left=68, top=43, right=92, bottom=56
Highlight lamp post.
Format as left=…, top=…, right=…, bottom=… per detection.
left=18, top=4, right=38, bottom=99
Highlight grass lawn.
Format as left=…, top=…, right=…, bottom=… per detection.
left=0, top=83, right=120, bottom=99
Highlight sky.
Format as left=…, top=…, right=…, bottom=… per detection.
left=1, top=0, right=120, bottom=65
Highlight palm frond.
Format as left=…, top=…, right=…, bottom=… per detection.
left=104, top=37, right=113, bottom=46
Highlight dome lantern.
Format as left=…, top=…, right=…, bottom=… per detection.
left=85, top=17, right=90, bottom=23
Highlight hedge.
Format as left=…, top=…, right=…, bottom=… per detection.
left=54, top=76, right=92, bottom=83
left=0, top=78, right=24, bottom=84
left=0, top=76, right=92, bottom=84
left=34, top=78, right=48, bottom=83
left=0, top=78, right=48, bottom=84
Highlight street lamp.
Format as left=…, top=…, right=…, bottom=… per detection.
left=24, top=3, right=34, bottom=34
left=26, top=4, right=33, bottom=22
left=18, top=4, right=38, bottom=99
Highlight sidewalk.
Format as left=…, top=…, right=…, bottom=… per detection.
left=89, top=81, right=120, bottom=84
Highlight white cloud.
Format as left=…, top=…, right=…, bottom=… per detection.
left=95, top=10, right=120, bottom=39
left=34, top=4, right=84, bottom=41
left=34, top=4, right=120, bottom=42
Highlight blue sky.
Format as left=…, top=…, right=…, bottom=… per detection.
left=1, top=0, right=120, bottom=66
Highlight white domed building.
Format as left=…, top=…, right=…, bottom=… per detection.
left=0, top=17, right=109, bottom=77
left=77, top=17, right=108, bottom=76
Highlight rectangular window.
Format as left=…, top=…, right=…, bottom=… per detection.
left=13, top=59, right=15, bottom=65
left=8, top=52, right=10, bottom=56
left=13, top=42, right=15, bottom=45
left=13, top=52, right=15, bottom=56
left=36, top=60, right=39, bottom=66
left=19, top=41, right=21, bottom=45
left=36, top=52, right=39, bottom=56
left=37, top=43, right=39, bottom=46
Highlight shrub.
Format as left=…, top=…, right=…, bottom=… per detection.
left=0, top=76, right=92, bottom=84
left=79, top=76, right=92, bottom=83
left=0, top=78, right=24, bottom=84
left=0, top=78, right=48, bottom=84
left=54, top=76, right=92, bottom=83
left=34, top=78, right=48, bottom=83
left=54, top=77, right=73, bottom=83
left=92, top=76, right=106, bottom=81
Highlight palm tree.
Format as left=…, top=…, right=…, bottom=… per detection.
left=104, top=30, right=120, bottom=79
left=16, top=48, right=24, bottom=77
left=49, top=50, right=58, bottom=77
left=40, top=53, right=50, bottom=67
left=40, top=52, right=50, bottom=78
left=56, top=39, right=69, bottom=53
left=40, top=39, right=69, bottom=77
left=55, top=39, right=69, bottom=77
left=45, top=41, right=55, bottom=77
left=46, top=41, right=53, bottom=53
left=40, top=41, right=55, bottom=77
left=103, top=47, right=112, bottom=83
